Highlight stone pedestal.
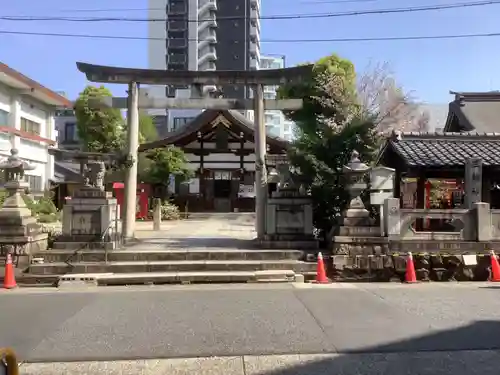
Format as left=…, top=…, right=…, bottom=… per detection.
left=262, top=189, right=318, bottom=250
left=0, top=181, right=48, bottom=259
left=54, top=187, right=121, bottom=250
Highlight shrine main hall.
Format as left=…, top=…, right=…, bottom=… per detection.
left=139, top=109, right=288, bottom=213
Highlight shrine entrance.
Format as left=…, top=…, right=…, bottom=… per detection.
left=213, top=170, right=233, bottom=212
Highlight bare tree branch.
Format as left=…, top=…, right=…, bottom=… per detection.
left=356, top=62, right=428, bottom=133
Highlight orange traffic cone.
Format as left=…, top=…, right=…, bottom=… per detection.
left=314, top=252, right=329, bottom=284
left=3, top=253, right=17, bottom=289
left=489, top=250, right=500, bottom=282
left=405, top=252, right=418, bottom=283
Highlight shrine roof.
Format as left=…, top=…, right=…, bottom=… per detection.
left=444, top=91, right=500, bottom=133
left=378, top=131, right=500, bottom=168
left=139, top=109, right=290, bottom=152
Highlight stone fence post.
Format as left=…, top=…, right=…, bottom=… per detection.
left=153, top=198, right=162, bottom=231
left=473, top=202, right=491, bottom=242
left=383, top=198, right=401, bottom=241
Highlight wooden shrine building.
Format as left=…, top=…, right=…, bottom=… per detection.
left=139, top=109, right=289, bottom=212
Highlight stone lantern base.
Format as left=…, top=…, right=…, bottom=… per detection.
left=0, top=181, right=48, bottom=263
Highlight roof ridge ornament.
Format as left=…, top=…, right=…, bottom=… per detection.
left=391, top=129, right=402, bottom=141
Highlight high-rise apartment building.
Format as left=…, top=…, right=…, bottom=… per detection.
left=148, top=0, right=261, bottom=128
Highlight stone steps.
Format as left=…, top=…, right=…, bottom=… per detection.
left=27, top=259, right=316, bottom=275
left=33, top=249, right=304, bottom=263
left=57, top=270, right=298, bottom=286
left=258, top=240, right=319, bottom=250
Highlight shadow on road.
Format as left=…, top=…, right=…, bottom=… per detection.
left=256, top=321, right=500, bottom=375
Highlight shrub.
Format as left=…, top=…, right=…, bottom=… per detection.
left=38, top=213, right=59, bottom=223
left=34, top=195, right=58, bottom=216
left=161, top=201, right=181, bottom=220
left=0, top=190, right=62, bottom=223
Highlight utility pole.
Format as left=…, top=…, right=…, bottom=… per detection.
left=123, top=81, right=140, bottom=241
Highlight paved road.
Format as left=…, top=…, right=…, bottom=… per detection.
left=3, top=282, right=500, bottom=374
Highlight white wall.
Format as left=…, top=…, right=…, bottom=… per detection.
left=0, top=82, right=57, bottom=191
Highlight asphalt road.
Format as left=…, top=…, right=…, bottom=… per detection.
left=2, top=282, right=500, bottom=371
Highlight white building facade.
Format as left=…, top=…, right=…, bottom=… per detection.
left=259, top=55, right=296, bottom=141
left=0, top=63, right=72, bottom=192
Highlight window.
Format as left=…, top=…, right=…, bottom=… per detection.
left=172, top=117, right=195, bottom=131
left=0, top=109, right=8, bottom=126
left=20, top=117, right=41, bottom=135
left=64, top=122, right=77, bottom=142
left=25, top=175, right=42, bottom=192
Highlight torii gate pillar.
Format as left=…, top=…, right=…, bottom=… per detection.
left=123, top=81, right=140, bottom=242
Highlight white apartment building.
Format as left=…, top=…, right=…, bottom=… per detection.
left=0, top=63, right=72, bottom=192
left=260, top=55, right=296, bottom=141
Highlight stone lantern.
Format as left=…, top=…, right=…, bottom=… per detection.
left=0, top=148, right=36, bottom=211
left=342, top=150, right=371, bottom=223
left=0, top=148, right=48, bottom=259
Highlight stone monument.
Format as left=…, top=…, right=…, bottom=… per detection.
left=53, top=150, right=121, bottom=250
left=262, top=155, right=318, bottom=250
left=331, top=151, right=391, bottom=277
left=0, top=149, right=48, bottom=263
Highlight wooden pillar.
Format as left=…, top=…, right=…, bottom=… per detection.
left=197, top=132, right=205, bottom=210
left=416, top=171, right=426, bottom=231
left=395, top=169, right=402, bottom=206
left=239, top=131, right=245, bottom=171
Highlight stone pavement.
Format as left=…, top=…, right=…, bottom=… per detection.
left=20, top=351, right=500, bottom=375
left=133, top=212, right=257, bottom=247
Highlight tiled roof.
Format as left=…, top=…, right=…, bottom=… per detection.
left=445, top=91, right=500, bottom=133
left=385, top=132, right=500, bottom=167
left=138, top=109, right=289, bottom=152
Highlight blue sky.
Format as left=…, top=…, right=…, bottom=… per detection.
left=1, top=0, right=499, bottom=103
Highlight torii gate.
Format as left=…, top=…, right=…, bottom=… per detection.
left=76, top=62, right=312, bottom=241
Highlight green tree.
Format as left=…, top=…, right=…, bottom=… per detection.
left=137, top=112, right=158, bottom=182
left=143, top=146, right=193, bottom=186
left=279, top=53, right=379, bottom=239
left=139, top=111, right=159, bottom=143
left=74, top=85, right=125, bottom=153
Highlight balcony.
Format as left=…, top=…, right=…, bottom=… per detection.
left=249, top=22, right=259, bottom=43
left=198, top=28, right=217, bottom=50
left=167, top=38, right=187, bottom=49
left=250, top=16, right=260, bottom=33
left=167, top=2, right=187, bottom=15
left=167, top=20, right=187, bottom=31
left=249, top=58, right=259, bottom=70
left=198, top=46, right=217, bottom=66
left=198, top=11, right=217, bottom=34
left=249, top=41, right=260, bottom=60
left=167, top=53, right=187, bottom=65
left=198, top=0, right=217, bottom=15
left=250, top=0, right=260, bottom=12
